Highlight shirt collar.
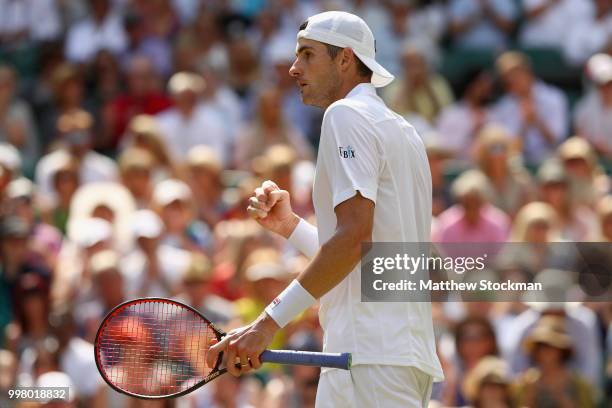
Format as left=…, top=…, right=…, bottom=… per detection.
left=345, top=82, right=376, bottom=99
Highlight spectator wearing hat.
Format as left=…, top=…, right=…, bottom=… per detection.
left=537, top=159, right=599, bottom=240
left=382, top=42, right=453, bottom=123
left=0, top=143, right=21, bottom=189
left=234, top=87, right=312, bottom=170
left=448, top=0, right=518, bottom=51
left=117, top=147, right=155, bottom=209
left=121, top=209, right=192, bottom=298
left=574, top=53, right=612, bottom=162
left=35, top=370, right=77, bottom=407
left=436, top=68, right=495, bottom=160
left=35, top=110, right=118, bottom=202
left=185, top=145, right=226, bottom=228
left=175, top=252, right=235, bottom=325
left=473, top=125, right=535, bottom=217
left=152, top=178, right=213, bottom=252
left=491, top=52, right=568, bottom=167
left=103, top=55, right=172, bottom=148
left=514, top=315, right=595, bottom=407
left=433, top=169, right=510, bottom=246
left=64, top=0, right=127, bottom=64
left=120, top=114, right=177, bottom=179
left=557, top=137, right=609, bottom=209
left=462, top=356, right=515, bottom=408
left=504, top=268, right=602, bottom=391
left=0, top=65, right=39, bottom=176
left=157, top=71, right=231, bottom=165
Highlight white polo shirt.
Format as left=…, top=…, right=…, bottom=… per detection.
left=312, top=83, right=444, bottom=381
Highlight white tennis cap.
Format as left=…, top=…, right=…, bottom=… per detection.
left=298, top=11, right=394, bottom=88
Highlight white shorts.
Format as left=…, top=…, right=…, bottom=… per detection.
left=315, top=365, right=433, bottom=408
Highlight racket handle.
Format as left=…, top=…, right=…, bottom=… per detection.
left=260, top=350, right=351, bottom=370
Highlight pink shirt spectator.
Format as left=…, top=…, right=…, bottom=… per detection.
left=433, top=204, right=510, bottom=243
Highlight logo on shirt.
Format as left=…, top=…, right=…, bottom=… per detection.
left=338, top=145, right=355, bottom=159
left=271, top=297, right=281, bottom=308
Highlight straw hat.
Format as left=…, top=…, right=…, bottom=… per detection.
left=450, top=169, right=492, bottom=200
left=462, top=356, right=510, bottom=402
left=557, top=137, right=597, bottom=168
left=523, top=315, right=573, bottom=355
left=168, top=72, right=206, bottom=95
left=510, top=201, right=559, bottom=241
left=496, top=51, right=530, bottom=76
left=186, top=145, right=222, bottom=174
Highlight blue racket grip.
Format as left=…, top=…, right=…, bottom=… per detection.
left=260, top=350, right=351, bottom=370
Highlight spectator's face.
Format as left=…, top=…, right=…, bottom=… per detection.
left=173, top=90, right=198, bottom=111
left=91, top=205, right=115, bottom=224
left=122, top=168, right=151, bottom=198
left=533, top=343, right=565, bottom=367
left=90, top=0, right=110, bottom=20
left=160, top=200, right=190, bottom=232
left=599, top=81, right=612, bottom=104
left=541, top=182, right=568, bottom=209
left=502, top=67, right=532, bottom=96
left=290, top=38, right=341, bottom=108
left=0, top=72, right=15, bottom=104
left=525, top=220, right=551, bottom=244
left=258, top=90, right=283, bottom=126
left=601, top=214, right=612, bottom=241
left=128, top=60, right=156, bottom=96
left=21, top=293, right=48, bottom=334
left=458, top=323, right=496, bottom=364
left=476, top=383, right=510, bottom=408
left=401, top=50, right=427, bottom=81
left=189, top=167, right=220, bottom=195
left=461, top=192, right=484, bottom=218
left=95, top=270, right=124, bottom=307
left=467, top=73, right=493, bottom=103
left=564, top=158, right=591, bottom=179
left=53, top=169, right=79, bottom=201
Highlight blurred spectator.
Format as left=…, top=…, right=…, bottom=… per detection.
left=436, top=68, right=494, bottom=159
left=448, top=0, right=517, bottom=51
left=39, top=63, right=91, bottom=150
left=519, top=0, right=594, bottom=50
left=11, top=272, right=52, bottom=352
left=597, top=195, right=612, bottom=241
left=175, top=252, right=235, bottom=325
left=65, top=0, right=128, bottom=63
left=472, top=125, right=535, bottom=217
left=121, top=209, right=192, bottom=297
left=514, top=315, right=595, bottom=407
left=121, top=114, right=176, bottom=179
left=575, top=53, right=612, bottom=161
left=185, top=145, right=226, bottom=228
left=121, top=11, right=173, bottom=77
left=39, top=156, right=80, bottom=235
left=0, top=0, right=61, bottom=47
left=226, top=38, right=261, bottom=119
left=234, top=87, right=312, bottom=169
left=439, top=316, right=499, bottom=406
left=103, top=55, right=172, bottom=147
left=563, top=0, right=612, bottom=66
left=0, top=65, right=39, bottom=176
left=117, top=147, right=155, bottom=209
left=374, top=0, right=445, bottom=76
left=48, top=308, right=99, bottom=402
left=382, top=42, right=453, bottom=123
left=0, top=349, right=17, bottom=406
left=425, top=136, right=454, bottom=217
left=537, top=159, right=599, bottom=240
left=557, top=137, right=609, bottom=208
left=35, top=110, right=118, bottom=202
left=157, top=71, right=231, bottom=164
left=491, top=52, right=568, bottom=166
left=462, top=356, right=514, bottom=408
left=36, top=370, right=77, bottom=407
left=152, top=178, right=213, bottom=252
left=433, top=169, right=510, bottom=244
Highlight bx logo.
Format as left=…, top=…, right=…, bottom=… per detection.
left=338, top=146, right=355, bottom=158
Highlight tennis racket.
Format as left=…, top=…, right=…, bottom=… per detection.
left=94, top=297, right=351, bottom=399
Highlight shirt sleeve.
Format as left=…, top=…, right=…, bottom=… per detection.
left=320, top=104, right=382, bottom=209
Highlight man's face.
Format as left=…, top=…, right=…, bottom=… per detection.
left=289, top=38, right=341, bottom=108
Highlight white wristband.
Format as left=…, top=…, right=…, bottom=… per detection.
left=288, top=218, right=319, bottom=259
left=265, top=279, right=316, bottom=328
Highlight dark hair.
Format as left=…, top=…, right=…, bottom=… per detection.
left=299, top=20, right=372, bottom=80
left=454, top=316, right=499, bottom=357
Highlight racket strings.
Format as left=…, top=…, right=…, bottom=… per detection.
left=98, top=300, right=217, bottom=396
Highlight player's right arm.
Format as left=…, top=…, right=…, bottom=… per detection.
left=248, top=180, right=319, bottom=258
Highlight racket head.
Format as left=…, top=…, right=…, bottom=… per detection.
left=94, top=297, right=226, bottom=399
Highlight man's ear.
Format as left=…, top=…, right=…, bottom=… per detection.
left=339, top=48, right=355, bottom=73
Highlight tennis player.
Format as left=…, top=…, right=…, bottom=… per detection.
left=207, top=11, right=444, bottom=407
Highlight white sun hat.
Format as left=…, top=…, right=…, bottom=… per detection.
left=297, top=11, right=394, bottom=88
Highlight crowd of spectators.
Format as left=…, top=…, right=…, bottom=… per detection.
left=0, top=0, right=611, bottom=407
